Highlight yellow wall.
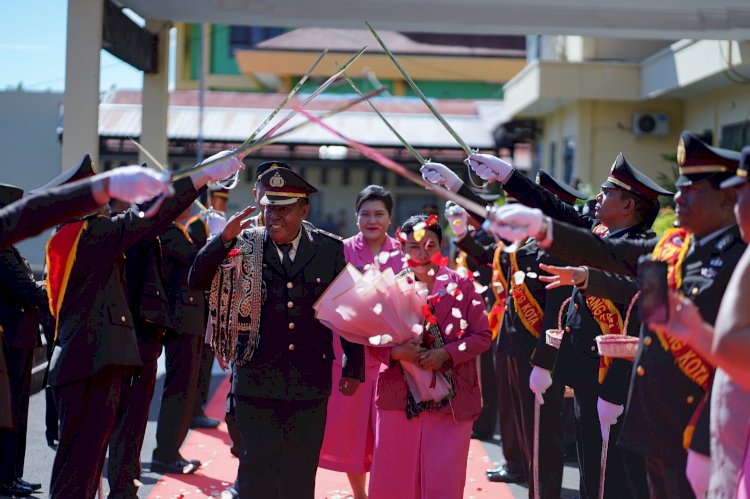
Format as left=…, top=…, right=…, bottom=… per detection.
left=683, top=85, right=750, bottom=143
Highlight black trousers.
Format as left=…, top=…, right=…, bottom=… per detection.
left=495, top=348, right=526, bottom=475
left=152, top=332, right=202, bottom=462
left=108, top=329, right=163, bottom=498
left=0, top=344, right=33, bottom=484
left=193, top=338, right=214, bottom=417
left=50, top=368, right=127, bottom=499
left=644, top=454, right=695, bottom=499
left=573, top=385, right=648, bottom=499
left=508, top=355, right=565, bottom=499
left=235, top=396, right=327, bottom=499
left=473, top=342, right=498, bottom=437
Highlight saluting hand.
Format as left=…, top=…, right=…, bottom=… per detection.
left=221, top=205, right=257, bottom=243
left=418, top=348, right=450, bottom=370
left=538, top=263, right=588, bottom=289
left=391, top=337, right=426, bottom=364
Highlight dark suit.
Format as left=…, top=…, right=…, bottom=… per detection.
left=0, top=179, right=101, bottom=250
left=108, top=236, right=173, bottom=498
left=186, top=216, right=215, bottom=420
left=189, top=224, right=365, bottom=498
left=48, top=177, right=203, bottom=499
left=0, top=247, right=47, bottom=486
left=546, top=220, right=746, bottom=498
left=152, top=223, right=206, bottom=463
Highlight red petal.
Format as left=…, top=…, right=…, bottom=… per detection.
left=427, top=213, right=439, bottom=227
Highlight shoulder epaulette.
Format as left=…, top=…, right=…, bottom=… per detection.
left=307, top=223, right=343, bottom=242
left=715, top=230, right=743, bottom=252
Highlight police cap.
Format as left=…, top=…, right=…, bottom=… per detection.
left=720, top=145, right=750, bottom=189
left=676, top=131, right=740, bottom=187
left=601, top=153, right=673, bottom=201
left=30, top=154, right=97, bottom=194
left=536, top=170, right=587, bottom=205
left=258, top=167, right=317, bottom=206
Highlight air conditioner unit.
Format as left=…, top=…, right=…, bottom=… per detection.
left=632, top=113, right=669, bottom=137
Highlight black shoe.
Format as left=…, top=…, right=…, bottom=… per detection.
left=150, top=458, right=199, bottom=475
left=486, top=465, right=524, bottom=483
left=471, top=430, right=494, bottom=441
left=0, top=481, right=33, bottom=497
left=191, top=415, right=221, bottom=429
left=15, top=478, right=42, bottom=491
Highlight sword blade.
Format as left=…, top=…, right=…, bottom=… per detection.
left=533, top=397, right=541, bottom=499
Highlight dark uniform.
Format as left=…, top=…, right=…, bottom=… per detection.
left=46, top=155, right=206, bottom=499
left=0, top=184, right=48, bottom=497
left=542, top=132, right=745, bottom=498
left=0, top=177, right=102, bottom=250
left=188, top=167, right=365, bottom=498
left=107, top=234, right=173, bottom=497
left=461, top=173, right=587, bottom=498
left=151, top=219, right=207, bottom=468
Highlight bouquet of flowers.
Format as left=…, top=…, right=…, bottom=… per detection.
left=313, top=264, right=451, bottom=402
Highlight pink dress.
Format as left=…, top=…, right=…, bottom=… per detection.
left=739, top=425, right=750, bottom=499
left=318, top=233, right=404, bottom=473
left=367, top=266, right=493, bottom=499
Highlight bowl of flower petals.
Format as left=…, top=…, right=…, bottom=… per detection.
left=595, top=335, right=639, bottom=360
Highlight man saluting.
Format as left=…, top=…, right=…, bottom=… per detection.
left=189, top=165, right=365, bottom=498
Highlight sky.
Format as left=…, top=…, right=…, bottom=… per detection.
left=1, top=1, right=172, bottom=93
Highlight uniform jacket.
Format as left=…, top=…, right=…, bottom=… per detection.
left=553, top=225, right=649, bottom=400
left=189, top=223, right=366, bottom=400
left=161, top=223, right=206, bottom=336
left=187, top=216, right=209, bottom=249
left=0, top=179, right=100, bottom=250
left=48, top=177, right=204, bottom=387
left=370, top=266, right=492, bottom=421
left=0, top=246, right=47, bottom=348
left=125, top=237, right=173, bottom=332
left=546, top=220, right=746, bottom=460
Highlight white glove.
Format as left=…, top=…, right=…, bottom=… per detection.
left=197, top=150, right=244, bottom=183
left=420, top=162, right=463, bottom=193
left=597, top=398, right=624, bottom=440
left=483, top=204, right=545, bottom=242
left=106, top=166, right=170, bottom=204
left=529, top=366, right=553, bottom=405
left=207, top=210, right=227, bottom=237
left=445, top=201, right=469, bottom=240
left=466, top=153, right=513, bottom=183
left=686, top=450, right=710, bottom=498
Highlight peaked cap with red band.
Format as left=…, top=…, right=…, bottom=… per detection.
left=601, top=153, right=672, bottom=201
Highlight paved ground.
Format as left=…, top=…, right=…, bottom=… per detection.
left=7, top=358, right=581, bottom=498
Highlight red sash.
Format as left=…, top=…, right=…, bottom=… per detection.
left=488, top=243, right=507, bottom=339
left=45, top=221, right=88, bottom=338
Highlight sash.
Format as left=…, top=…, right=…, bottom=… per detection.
left=651, top=228, right=713, bottom=392
left=509, top=240, right=544, bottom=338
left=45, top=220, right=88, bottom=339
left=175, top=221, right=193, bottom=244
left=187, top=213, right=208, bottom=238
left=488, top=243, right=507, bottom=339
left=209, top=227, right=265, bottom=366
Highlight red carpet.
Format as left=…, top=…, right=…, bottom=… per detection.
left=148, top=376, right=514, bottom=498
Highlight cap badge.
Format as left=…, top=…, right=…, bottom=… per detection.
left=269, top=171, right=285, bottom=188
left=677, top=139, right=686, bottom=165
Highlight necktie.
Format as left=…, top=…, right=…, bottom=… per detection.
left=279, top=243, right=293, bottom=275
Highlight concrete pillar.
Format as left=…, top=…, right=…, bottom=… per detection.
left=140, top=20, right=171, bottom=169
left=62, top=0, right=103, bottom=172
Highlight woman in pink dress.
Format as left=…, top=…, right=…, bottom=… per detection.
left=319, top=185, right=404, bottom=499
left=367, top=214, right=492, bottom=499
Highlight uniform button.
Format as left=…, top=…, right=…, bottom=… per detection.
left=565, top=326, right=571, bottom=333
left=322, top=354, right=327, bottom=359
left=526, top=267, right=532, bottom=272
left=20, top=307, right=25, bottom=313
left=691, top=287, right=700, bottom=297
left=188, top=296, right=194, bottom=303
left=287, top=301, right=293, bottom=309
left=287, top=282, right=293, bottom=289
left=687, top=395, right=695, bottom=404
left=643, top=337, right=652, bottom=346
left=636, top=366, right=645, bottom=377
left=288, top=344, right=295, bottom=351
left=156, top=290, right=160, bottom=296
left=288, top=322, right=295, bottom=330
left=591, top=346, right=596, bottom=351
left=120, top=315, right=127, bottom=323
left=316, top=278, right=321, bottom=283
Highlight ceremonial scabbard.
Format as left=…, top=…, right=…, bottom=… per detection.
left=533, top=397, right=541, bottom=499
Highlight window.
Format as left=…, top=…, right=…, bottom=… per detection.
left=720, top=123, right=748, bottom=151
left=548, top=142, right=557, bottom=177
left=341, top=166, right=350, bottom=186
left=563, top=137, right=576, bottom=184
left=228, top=26, right=285, bottom=55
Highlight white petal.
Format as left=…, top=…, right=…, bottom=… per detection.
left=473, top=271, right=481, bottom=277
left=373, top=303, right=383, bottom=315
left=427, top=268, right=435, bottom=276
left=458, top=342, right=467, bottom=351
left=457, top=267, right=469, bottom=278
left=527, top=272, right=538, bottom=279
left=460, top=319, right=469, bottom=330
left=451, top=307, right=462, bottom=318
left=474, top=284, right=488, bottom=294
left=455, top=292, right=464, bottom=302
left=368, top=335, right=383, bottom=345
left=378, top=251, right=390, bottom=265
left=471, top=299, right=482, bottom=306
left=513, top=271, right=526, bottom=285
left=380, top=334, right=393, bottom=344
left=445, top=323, right=454, bottom=335
left=447, top=282, right=458, bottom=294
left=411, top=324, right=424, bottom=335
left=436, top=274, right=450, bottom=281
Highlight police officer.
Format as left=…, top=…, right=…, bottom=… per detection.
left=46, top=153, right=243, bottom=499
left=187, top=187, right=229, bottom=430
left=106, top=199, right=174, bottom=497
left=485, top=131, right=746, bottom=498
left=188, top=166, right=365, bottom=498
left=0, top=184, right=47, bottom=498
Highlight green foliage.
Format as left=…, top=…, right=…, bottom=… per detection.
left=656, top=153, right=679, bottom=209
left=652, top=207, right=677, bottom=236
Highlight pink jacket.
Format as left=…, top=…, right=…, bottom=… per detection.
left=370, top=266, right=492, bottom=421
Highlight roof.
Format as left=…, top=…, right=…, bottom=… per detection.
left=99, top=90, right=500, bottom=149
